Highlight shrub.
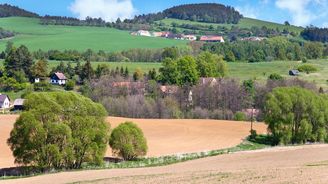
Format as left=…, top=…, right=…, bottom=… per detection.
left=302, top=57, right=308, bottom=63
left=109, top=122, right=148, bottom=160
left=233, top=112, right=247, bottom=121
left=297, top=64, right=318, bottom=74
left=65, top=80, right=75, bottom=91
left=34, top=81, right=51, bottom=91
left=7, top=92, right=110, bottom=169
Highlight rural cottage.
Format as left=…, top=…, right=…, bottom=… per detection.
left=50, top=72, right=67, bottom=85
left=0, top=94, right=10, bottom=109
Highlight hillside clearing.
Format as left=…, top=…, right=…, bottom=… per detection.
left=0, top=115, right=267, bottom=169
left=0, top=17, right=187, bottom=52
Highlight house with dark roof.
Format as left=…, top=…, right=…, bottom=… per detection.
left=50, top=72, right=67, bottom=85
left=0, top=94, right=10, bottom=109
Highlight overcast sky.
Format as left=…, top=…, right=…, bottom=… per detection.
left=1, top=0, right=327, bottom=27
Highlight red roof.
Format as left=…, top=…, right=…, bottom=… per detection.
left=54, top=72, right=67, bottom=80
left=200, top=36, right=224, bottom=42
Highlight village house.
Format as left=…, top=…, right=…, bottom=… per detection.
left=50, top=72, right=67, bottom=85
left=200, top=36, right=225, bottom=43
left=0, top=94, right=10, bottom=109
left=13, top=98, right=25, bottom=111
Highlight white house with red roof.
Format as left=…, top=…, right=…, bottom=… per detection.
left=50, top=72, right=67, bottom=85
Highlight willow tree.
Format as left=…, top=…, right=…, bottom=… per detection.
left=264, top=87, right=328, bottom=145
left=8, top=92, right=110, bottom=169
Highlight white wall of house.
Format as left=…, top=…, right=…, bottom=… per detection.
left=50, top=79, right=66, bottom=85
left=1, top=97, right=10, bottom=109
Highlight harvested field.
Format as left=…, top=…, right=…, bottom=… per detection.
left=3, top=144, right=328, bottom=184
left=0, top=115, right=267, bottom=169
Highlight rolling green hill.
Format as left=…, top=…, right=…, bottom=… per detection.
left=158, top=17, right=303, bottom=33
left=0, top=17, right=187, bottom=52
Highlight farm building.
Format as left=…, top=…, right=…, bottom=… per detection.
left=13, top=99, right=25, bottom=111
left=0, top=94, right=10, bottom=109
left=200, top=36, right=225, bottom=42
left=50, top=72, right=67, bottom=85
left=289, top=70, right=300, bottom=76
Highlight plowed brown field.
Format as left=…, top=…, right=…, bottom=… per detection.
left=0, top=115, right=267, bottom=169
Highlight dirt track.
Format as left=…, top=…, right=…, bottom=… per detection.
left=2, top=144, right=328, bottom=184
left=0, top=115, right=267, bottom=168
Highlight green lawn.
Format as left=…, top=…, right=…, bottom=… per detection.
left=0, top=17, right=187, bottom=52
left=158, top=18, right=303, bottom=33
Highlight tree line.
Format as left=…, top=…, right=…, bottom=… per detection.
left=40, top=15, right=108, bottom=27
left=131, top=3, right=242, bottom=24
left=203, top=37, right=327, bottom=62
left=301, top=26, right=328, bottom=43
left=32, top=47, right=192, bottom=62
left=0, top=4, right=39, bottom=18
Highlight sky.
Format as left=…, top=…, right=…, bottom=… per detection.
left=0, top=0, right=327, bottom=27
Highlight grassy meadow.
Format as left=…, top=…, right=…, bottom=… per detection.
left=158, top=18, right=303, bottom=33
left=0, top=17, right=187, bottom=52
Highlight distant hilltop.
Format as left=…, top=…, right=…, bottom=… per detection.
left=0, top=4, right=39, bottom=18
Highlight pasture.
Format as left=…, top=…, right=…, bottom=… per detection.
left=0, top=115, right=267, bottom=169
left=0, top=17, right=187, bottom=52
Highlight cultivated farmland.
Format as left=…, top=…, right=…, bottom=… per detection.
left=0, top=115, right=267, bottom=169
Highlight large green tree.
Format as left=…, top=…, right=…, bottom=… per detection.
left=31, top=60, right=48, bottom=79
left=264, top=87, right=328, bottom=145
left=176, top=56, right=199, bottom=86
left=196, top=52, right=226, bottom=77
left=7, top=92, right=110, bottom=169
